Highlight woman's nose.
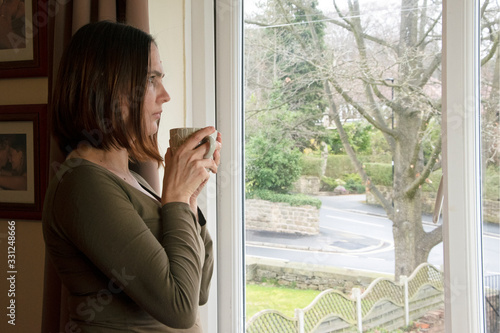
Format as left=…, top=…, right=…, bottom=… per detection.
left=159, top=83, right=170, bottom=104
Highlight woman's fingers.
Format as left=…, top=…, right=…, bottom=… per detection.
left=162, top=126, right=220, bottom=204
left=174, top=126, right=220, bottom=163
left=213, top=132, right=222, bottom=168
left=184, top=127, right=216, bottom=150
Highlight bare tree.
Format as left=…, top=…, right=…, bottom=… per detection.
left=245, top=0, right=498, bottom=278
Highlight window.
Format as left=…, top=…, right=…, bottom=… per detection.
left=479, top=0, right=500, bottom=331
left=244, top=0, right=445, bottom=331
left=213, top=0, right=499, bottom=332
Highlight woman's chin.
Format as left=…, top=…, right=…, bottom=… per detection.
left=147, top=122, right=159, bottom=136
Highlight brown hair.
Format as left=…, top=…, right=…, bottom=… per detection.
left=51, top=21, right=162, bottom=163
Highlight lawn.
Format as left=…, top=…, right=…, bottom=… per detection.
left=245, top=284, right=322, bottom=321
left=245, top=284, right=428, bottom=333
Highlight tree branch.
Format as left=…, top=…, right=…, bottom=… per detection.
left=244, top=19, right=272, bottom=27
left=287, top=0, right=398, bottom=51
left=407, top=112, right=436, bottom=172
left=282, top=0, right=396, bottom=144
left=328, top=78, right=397, bottom=137
left=481, top=33, right=499, bottom=66
left=480, top=0, right=490, bottom=19
left=324, top=80, right=394, bottom=217
left=422, top=225, right=443, bottom=251
left=418, top=53, right=442, bottom=88
left=333, top=0, right=357, bottom=31
left=405, top=137, right=442, bottom=197
left=416, top=12, right=442, bottom=50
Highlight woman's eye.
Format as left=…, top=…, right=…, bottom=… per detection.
left=148, top=76, right=156, bottom=84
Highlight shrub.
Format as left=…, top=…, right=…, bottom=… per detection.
left=344, top=173, right=365, bottom=193
left=320, top=176, right=338, bottom=191
left=484, top=166, right=499, bottom=201
left=246, top=134, right=302, bottom=193
left=326, top=122, right=373, bottom=155
left=301, top=155, right=322, bottom=177
left=364, top=163, right=393, bottom=186
left=359, top=154, right=392, bottom=164
left=325, top=155, right=356, bottom=179
left=247, top=189, right=322, bottom=209
left=344, top=173, right=362, bottom=184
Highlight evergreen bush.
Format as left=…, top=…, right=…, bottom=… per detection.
left=246, top=134, right=302, bottom=193
left=247, top=189, right=322, bottom=209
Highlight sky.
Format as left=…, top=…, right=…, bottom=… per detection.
left=244, top=0, right=403, bottom=16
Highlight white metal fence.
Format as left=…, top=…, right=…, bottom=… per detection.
left=246, top=263, right=444, bottom=333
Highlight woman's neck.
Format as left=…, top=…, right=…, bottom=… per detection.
left=67, top=145, right=158, bottom=201
left=68, top=145, right=131, bottom=180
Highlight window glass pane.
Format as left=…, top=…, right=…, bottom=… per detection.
left=480, top=0, right=500, bottom=331
left=244, top=0, right=445, bottom=331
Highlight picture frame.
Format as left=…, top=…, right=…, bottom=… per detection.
left=0, top=104, right=48, bottom=220
left=0, top=0, right=48, bottom=78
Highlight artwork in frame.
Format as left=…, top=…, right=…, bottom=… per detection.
left=0, top=0, right=48, bottom=78
left=0, top=104, right=47, bottom=220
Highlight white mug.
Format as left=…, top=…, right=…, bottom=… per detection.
left=169, top=127, right=217, bottom=159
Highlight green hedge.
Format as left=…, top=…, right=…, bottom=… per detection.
left=364, top=163, right=393, bottom=186
left=246, top=190, right=322, bottom=209
left=302, top=155, right=447, bottom=193
left=300, top=156, right=322, bottom=177
left=301, top=154, right=393, bottom=179
left=325, top=155, right=356, bottom=179
left=484, top=166, right=499, bottom=201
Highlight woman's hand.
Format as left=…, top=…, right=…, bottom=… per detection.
left=188, top=131, right=222, bottom=213
left=162, top=127, right=221, bottom=207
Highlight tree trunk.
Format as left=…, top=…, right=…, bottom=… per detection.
left=392, top=107, right=443, bottom=278
left=392, top=189, right=428, bottom=279
left=320, top=141, right=328, bottom=178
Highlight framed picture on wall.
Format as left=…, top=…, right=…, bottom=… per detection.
left=0, top=0, right=48, bottom=77
left=0, top=104, right=47, bottom=220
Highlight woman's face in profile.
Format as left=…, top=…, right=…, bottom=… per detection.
left=9, top=148, right=24, bottom=174
left=142, top=44, right=170, bottom=136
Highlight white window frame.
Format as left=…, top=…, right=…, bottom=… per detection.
left=185, top=1, right=220, bottom=332
left=214, top=0, right=246, bottom=332
left=442, top=0, right=486, bottom=332
left=196, top=0, right=489, bottom=332
left=189, top=1, right=245, bottom=332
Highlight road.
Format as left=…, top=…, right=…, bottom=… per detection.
left=246, top=194, right=500, bottom=276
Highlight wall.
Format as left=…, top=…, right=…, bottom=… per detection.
left=246, top=257, right=389, bottom=292
left=245, top=199, right=320, bottom=235
left=292, top=176, right=321, bottom=195
left=150, top=0, right=187, bottom=157
left=0, top=78, right=48, bottom=332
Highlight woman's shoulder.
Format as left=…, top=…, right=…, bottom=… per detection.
left=49, top=158, right=121, bottom=192
left=43, top=159, right=122, bottom=223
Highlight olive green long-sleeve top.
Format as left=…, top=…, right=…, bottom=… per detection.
left=42, top=158, right=214, bottom=332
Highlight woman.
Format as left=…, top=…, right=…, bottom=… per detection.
left=43, top=21, right=220, bottom=332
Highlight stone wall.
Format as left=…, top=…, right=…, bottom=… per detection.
left=366, top=185, right=500, bottom=224
left=246, top=257, right=390, bottom=292
left=292, top=176, right=321, bottom=195
left=245, top=199, right=320, bottom=235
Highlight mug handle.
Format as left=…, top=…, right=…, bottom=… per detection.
left=203, top=134, right=216, bottom=159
